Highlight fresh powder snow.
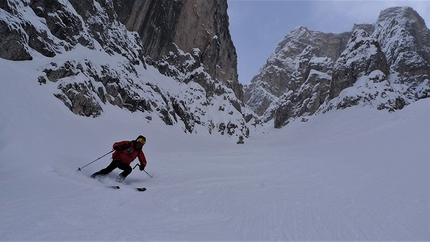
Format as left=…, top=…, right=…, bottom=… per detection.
left=0, top=57, right=429, bottom=241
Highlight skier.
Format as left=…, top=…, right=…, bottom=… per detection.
left=91, top=135, right=147, bottom=183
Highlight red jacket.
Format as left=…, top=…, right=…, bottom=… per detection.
left=111, top=141, right=147, bottom=166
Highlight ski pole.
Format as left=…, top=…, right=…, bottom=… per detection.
left=143, top=169, right=153, bottom=178
left=133, top=164, right=153, bottom=178
left=77, top=150, right=114, bottom=171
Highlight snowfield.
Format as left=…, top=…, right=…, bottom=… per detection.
left=0, top=58, right=429, bottom=241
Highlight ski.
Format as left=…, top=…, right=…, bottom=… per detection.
left=108, top=185, right=146, bottom=192
left=91, top=175, right=145, bottom=191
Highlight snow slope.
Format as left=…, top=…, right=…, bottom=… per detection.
left=0, top=57, right=429, bottom=240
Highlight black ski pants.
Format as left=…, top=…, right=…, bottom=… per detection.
left=93, top=160, right=132, bottom=178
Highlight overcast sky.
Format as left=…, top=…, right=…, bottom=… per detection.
left=227, top=0, right=430, bottom=84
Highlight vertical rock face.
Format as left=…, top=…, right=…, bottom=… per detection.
left=113, top=0, right=182, bottom=61
left=175, top=1, right=238, bottom=86
left=245, top=6, right=430, bottom=128
left=114, top=0, right=242, bottom=101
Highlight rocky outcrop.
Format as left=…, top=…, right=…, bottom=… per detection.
left=245, top=6, right=430, bottom=128
left=375, top=7, right=430, bottom=85
left=324, top=7, right=430, bottom=113
left=244, top=26, right=350, bottom=126
left=330, top=28, right=389, bottom=99
left=0, top=0, right=252, bottom=142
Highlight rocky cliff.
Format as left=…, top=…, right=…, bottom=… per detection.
left=245, top=7, right=430, bottom=128
left=0, top=0, right=252, bottom=142
left=112, top=0, right=242, bottom=100
left=2, top=2, right=428, bottom=136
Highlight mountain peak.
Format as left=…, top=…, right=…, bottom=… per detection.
left=378, top=6, right=426, bottom=26
left=245, top=6, right=430, bottom=128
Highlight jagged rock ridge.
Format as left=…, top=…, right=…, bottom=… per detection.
left=0, top=0, right=254, bottom=142
left=245, top=6, right=430, bottom=128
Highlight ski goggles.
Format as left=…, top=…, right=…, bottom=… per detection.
left=137, top=137, right=146, bottom=145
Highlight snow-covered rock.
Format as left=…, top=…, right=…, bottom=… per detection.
left=245, top=6, right=430, bottom=128
left=0, top=0, right=253, bottom=142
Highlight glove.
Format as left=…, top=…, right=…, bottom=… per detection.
left=139, top=164, right=145, bottom=171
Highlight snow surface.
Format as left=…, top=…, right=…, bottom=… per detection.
left=0, top=57, right=429, bottom=241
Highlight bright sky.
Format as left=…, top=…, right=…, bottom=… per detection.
left=227, top=0, right=430, bottom=84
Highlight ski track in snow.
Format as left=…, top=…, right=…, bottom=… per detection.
left=0, top=58, right=429, bottom=240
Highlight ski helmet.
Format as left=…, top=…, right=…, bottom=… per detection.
left=136, top=135, right=146, bottom=145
